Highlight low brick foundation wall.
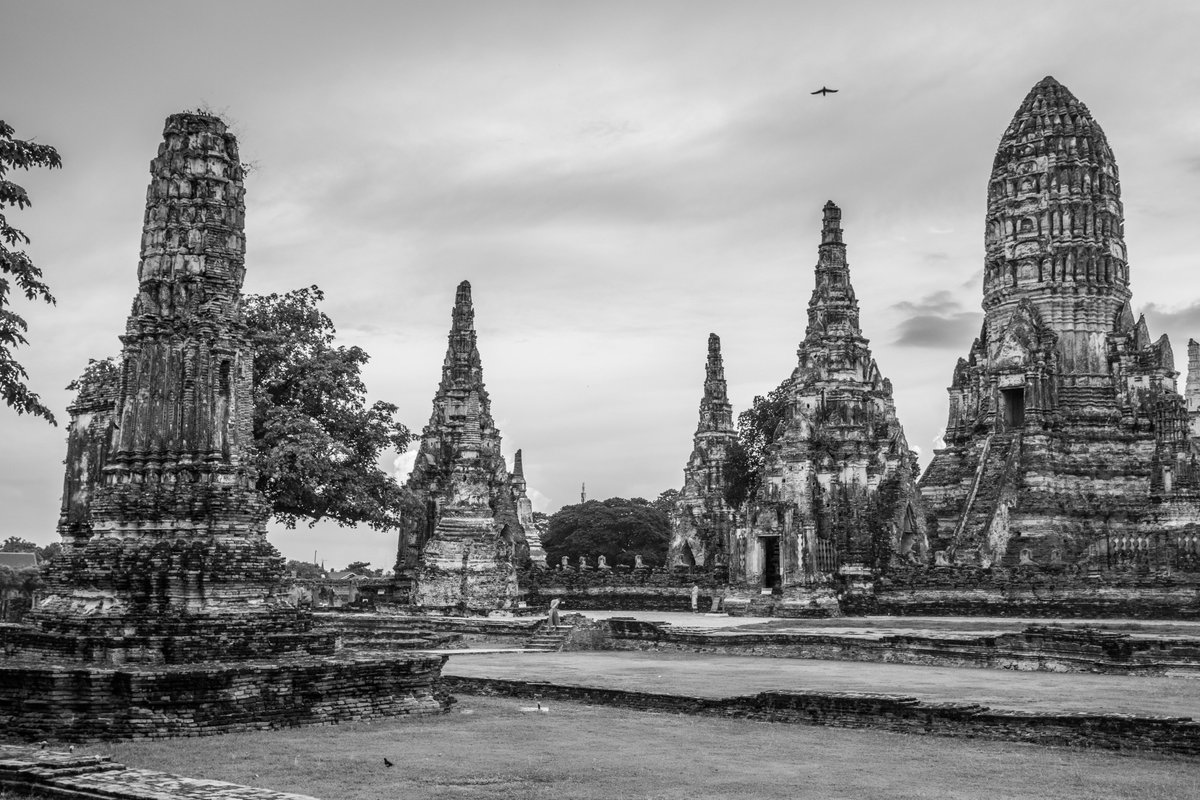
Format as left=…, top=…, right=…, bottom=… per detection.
left=867, top=568, right=1200, bottom=619
left=0, top=653, right=450, bottom=741
left=595, top=618, right=1200, bottom=674
left=519, top=569, right=725, bottom=612
left=0, top=744, right=318, bottom=799
left=445, top=675, right=1200, bottom=757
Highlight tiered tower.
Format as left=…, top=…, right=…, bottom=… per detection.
left=668, top=333, right=738, bottom=568
left=728, top=203, right=924, bottom=613
left=0, top=113, right=449, bottom=739
left=34, top=112, right=318, bottom=655
left=511, top=449, right=548, bottom=567
left=919, top=77, right=1200, bottom=569
left=397, top=281, right=529, bottom=611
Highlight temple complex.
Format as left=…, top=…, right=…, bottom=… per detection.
left=668, top=333, right=738, bottom=570
left=512, top=449, right=549, bottom=567
left=726, top=202, right=925, bottom=615
left=0, top=113, right=447, bottom=738
left=396, top=281, right=530, bottom=612
left=918, top=76, right=1200, bottom=573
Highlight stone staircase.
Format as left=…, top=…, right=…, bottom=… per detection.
left=525, top=622, right=574, bottom=652
left=956, top=432, right=1022, bottom=549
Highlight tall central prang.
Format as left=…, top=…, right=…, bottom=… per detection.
left=396, top=281, right=530, bottom=612
left=919, top=77, right=1200, bottom=569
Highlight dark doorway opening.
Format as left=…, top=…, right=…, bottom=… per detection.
left=1001, top=387, right=1025, bottom=429
left=761, top=536, right=781, bottom=592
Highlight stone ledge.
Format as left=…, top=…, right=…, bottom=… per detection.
left=444, top=676, right=1200, bottom=757
left=0, top=744, right=318, bottom=799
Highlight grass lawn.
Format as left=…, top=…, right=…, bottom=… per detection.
left=52, top=695, right=1200, bottom=800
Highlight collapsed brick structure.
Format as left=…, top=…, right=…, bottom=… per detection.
left=918, top=77, right=1200, bottom=573
left=667, top=333, right=737, bottom=569
left=726, top=202, right=925, bottom=615
left=0, top=113, right=447, bottom=738
left=395, top=281, right=530, bottom=611
left=512, top=449, right=549, bottom=567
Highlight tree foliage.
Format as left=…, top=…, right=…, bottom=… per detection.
left=543, top=497, right=670, bottom=567
left=1, top=535, right=60, bottom=563
left=284, top=559, right=325, bottom=580
left=244, top=285, right=413, bottom=531
left=1, top=120, right=62, bottom=423
left=724, top=382, right=790, bottom=508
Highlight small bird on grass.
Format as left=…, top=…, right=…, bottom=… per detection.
left=383, top=757, right=394, bottom=768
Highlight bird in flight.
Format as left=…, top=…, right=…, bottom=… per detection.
left=811, top=87, right=838, bottom=96
left=383, top=758, right=394, bottom=768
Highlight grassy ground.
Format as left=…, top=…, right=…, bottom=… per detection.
left=57, top=695, right=1200, bottom=800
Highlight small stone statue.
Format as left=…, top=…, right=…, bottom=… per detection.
left=578, top=555, right=590, bottom=571
left=933, top=550, right=949, bottom=566
left=560, top=555, right=569, bottom=570
left=1019, top=548, right=1035, bottom=566
left=597, top=555, right=609, bottom=570
left=634, top=554, right=645, bottom=569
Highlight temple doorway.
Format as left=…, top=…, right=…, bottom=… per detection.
left=1001, top=387, right=1025, bottom=429
left=760, top=536, right=782, bottom=592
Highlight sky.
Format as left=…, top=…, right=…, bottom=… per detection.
left=3, top=1, right=1200, bottom=572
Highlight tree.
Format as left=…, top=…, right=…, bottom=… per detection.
left=543, top=497, right=670, bottom=567
left=0, top=565, right=13, bottom=619
left=1, top=120, right=62, bottom=423
left=0, top=536, right=37, bottom=553
left=652, top=489, right=680, bottom=515
left=724, top=382, right=790, bottom=508
left=283, top=559, right=325, bottom=580
left=243, top=286, right=413, bottom=530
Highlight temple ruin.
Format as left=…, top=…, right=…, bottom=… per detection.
left=668, top=333, right=738, bottom=570
left=725, top=202, right=925, bottom=615
left=0, top=113, right=447, bottom=738
left=512, top=449, right=549, bottom=567
left=918, top=76, right=1200, bottom=574
left=396, top=281, right=530, bottom=612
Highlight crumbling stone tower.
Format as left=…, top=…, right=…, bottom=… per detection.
left=35, top=112, right=313, bottom=651
left=511, top=449, right=548, bottom=567
left=397, top=281, right=529, bottom=611
left=727, top=203, right=924, bottom=614
left=919, top=77, right=1200, bottom=569
left=0, top=113, right=448, bottom=739
left=668, top=333, right=738, bottom=568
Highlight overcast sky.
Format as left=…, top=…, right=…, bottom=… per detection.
left=3, top=1, right=1200, bottom=571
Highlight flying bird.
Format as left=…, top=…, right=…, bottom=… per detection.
left=383, top=758, right=394, bottom=768
left=811, top=87, right=838, bottom=96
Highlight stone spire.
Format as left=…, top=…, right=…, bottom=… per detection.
left=1188, top=339, right=1200, bottom=438
left=38, top=112, right=309, bottom=650
left=983, top=75, right=1127, bottom=375
left=668, top=333, right=739, bottom=568
left=698, top=333, right=734, bottom=433
left=399, top=281, right=529, bottom=610
left=805, top=201, right=860, bottom=339
left=510, top=449, right=548, bottom=567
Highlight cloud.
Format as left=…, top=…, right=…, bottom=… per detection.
left=1142, top=301, right=1200, bottom=340
left=891, top=290, right=982, bottom=349
left=392, top=451, right=418, bottom=483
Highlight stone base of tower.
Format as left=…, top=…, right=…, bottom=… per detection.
left=411, top=518, right=520, bottom=613
left=0, top=648, right=450, bottom=741
left=723, top=586, right=841, bottom=618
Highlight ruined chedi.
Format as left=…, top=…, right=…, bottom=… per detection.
left=0, top=114, right=447, bottom=738
left=511, top=449, right=549, bottom=567
left=919, top=76, right=1200, bottom=570
left=35, top=112, right=315, bottom=649
left=396, top=281, right=530, bottom=611
left=726, top=203, right=925, bottom=614
left=668, top=333, right=738, bottom=569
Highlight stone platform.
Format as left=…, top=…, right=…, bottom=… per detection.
left=442, top=650, right=1200, bottom=756
left=0, top=744, right=318, bottom=799
left=0, top=651, right=449, bottom=741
